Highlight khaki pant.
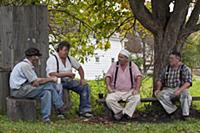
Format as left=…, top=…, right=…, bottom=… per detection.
left=156, top=87, right=192, bottom=116
left=105, top=90, right=140, bottom=117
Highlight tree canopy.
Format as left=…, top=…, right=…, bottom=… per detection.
left=0, top=0, right=145, bottom=62
left=0, top=0, right=200, bottom=80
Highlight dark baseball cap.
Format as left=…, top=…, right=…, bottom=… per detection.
left=25, top=48, right=42, bottom=57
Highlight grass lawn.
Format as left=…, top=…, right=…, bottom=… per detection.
left=1, top=76, right=200, bottom=133
left=1, top=115, right=200, bottom=133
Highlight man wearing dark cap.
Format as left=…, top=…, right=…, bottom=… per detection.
left=9, top=48, right=65, bottom=123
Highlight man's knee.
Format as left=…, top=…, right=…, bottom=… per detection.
left=81, top=85, right=90, bottom=96
left=42, top=90, right=51, bottom=98
left=156, top=90, right=167, bottom=99
left=127, top=95, right=141, bottom=105
left=42, top=82, right=56, bottom=91
left=105, top=93, right=117, bottom=104
left=180, top=90, right=190, bottom=99
left=83, top=84, right=90, bottom=91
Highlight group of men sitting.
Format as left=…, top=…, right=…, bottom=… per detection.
left=9, top=41, right=192, bottom=123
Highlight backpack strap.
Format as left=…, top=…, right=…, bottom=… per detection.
left=52, top=54, right=59, bottom=73
left=114, top=61, right=134, bottom=89
left=179, top=64, right=187, bottom=87
left=179, top=64, right=184, bottom=82
left=114, top=61, right=119, bottom=89
left=165, top=65, right=170, bottom=85
left=67, top=56, right=72, bottom=64
left=129, top=61, right=134, bottom=89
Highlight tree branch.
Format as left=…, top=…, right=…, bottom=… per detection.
left=178, top=0, right=200, bottom=42
left=181, top=24, right=200, bottom=37
left=163, top=0, right=190, bottom=50
left=185, top=0, right=200, bottom=28
left=166, top=0, right=190, bottom=33
left=106, top=16, right=133, bottom=39
left=128, top=0, right=161, bottom=34
left=48, top=9, right=97, bottom=33
left=152, top=0, right=171, bottom=29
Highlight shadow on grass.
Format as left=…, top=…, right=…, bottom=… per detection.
left=74, top=103, right=200, bottom=125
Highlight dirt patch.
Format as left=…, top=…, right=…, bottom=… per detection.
left=79, top=107, right=200, bottom=124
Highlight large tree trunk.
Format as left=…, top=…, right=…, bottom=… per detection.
left=128, top=0, right=200, bottom=92
left=153, top=33, right=184, bottom=90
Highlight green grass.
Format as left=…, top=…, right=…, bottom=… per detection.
left=1, top=115, right=200, bottom=133
left=1, top=76, right=200, bottom=133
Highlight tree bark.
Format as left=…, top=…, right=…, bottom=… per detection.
left=128, top=0, right=200, bottom=91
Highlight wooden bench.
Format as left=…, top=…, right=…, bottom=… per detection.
left=97, top=96, right=200, bottom=118
left=6, top=89, right=71, bottom=121
left=97, top=96, right=200, bottom=103
left=6, top=97, right=37, bottom=121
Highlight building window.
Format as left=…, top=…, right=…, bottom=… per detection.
left=85, top=57, right=88, bottom=62
left=95, top=57, right=100, bottom=63
left=111, top=58, right=115, bottom=63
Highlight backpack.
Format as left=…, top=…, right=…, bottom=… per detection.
left=114, top=61, right=133, bottom=89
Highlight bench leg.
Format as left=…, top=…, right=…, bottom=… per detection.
left=102, top=102, right=113, bottom=119
left=63, top=89, right=72, bottom=111
left=6, top=97, right=37, bottom=121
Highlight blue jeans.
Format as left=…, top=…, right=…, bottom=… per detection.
left=62, top=79, right=91, bottom=114
left=11, top=82, right=64, bottom=119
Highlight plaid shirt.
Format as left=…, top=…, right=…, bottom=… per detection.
left=157, top=64, right=192, bottom=88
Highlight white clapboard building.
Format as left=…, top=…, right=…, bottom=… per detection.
left=79, top=35, right=127, bottom=80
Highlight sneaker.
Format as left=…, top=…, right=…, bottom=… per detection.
left=57, top=114, right=65, bottom=120
left=56, top=106, right=66, bottom=120
left=80, top=112, right=93, bottom=118
left=114, top=112, right=123, bottom=121
left=122, top=114, right=132, bottom=121
left=43, top=117, right=51, bottom=124
left=182, top=115, right=190, bottom=121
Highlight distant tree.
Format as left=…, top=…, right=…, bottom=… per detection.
left=182, top=32, right=200, bottom=68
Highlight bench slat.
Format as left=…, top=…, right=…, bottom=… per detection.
left=97, top=96, right=200, bottom=103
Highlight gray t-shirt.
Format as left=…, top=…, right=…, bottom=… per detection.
left=9, top=59, right=38, bottom=89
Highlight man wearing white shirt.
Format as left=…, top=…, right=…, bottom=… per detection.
left=46, top=41, right=92, bottom=118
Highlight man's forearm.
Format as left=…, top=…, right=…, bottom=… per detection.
left=49, top=72, right=73, bottom=78
left=135, top=76, right=142, bottom=91
left=37, top=77, right=54, bottom=85
left=156, top=81, right=163, bottom=91
left=178, top=82, right=191, bottom=92
left=105, top=77, right=111, bottom=89
left=78, top=66, right=84, bottom=80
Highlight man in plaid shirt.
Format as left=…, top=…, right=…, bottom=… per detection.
left=154, top=51, right=192, bottom=119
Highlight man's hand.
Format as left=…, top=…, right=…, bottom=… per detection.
left=132, top=89, right=139, bottom=95
left=32, top=81, right=40, bottom=87
left=80, top=79, right=87, bottom=86
left=68, top=72, right=75, bottom=79
left=107, top=86, right=114, bottom=93
left=154, top=89, right=160, bottom=96
left=174, top=89, right=182, bottom=96
left=50, top=76, right=58, bottom=83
